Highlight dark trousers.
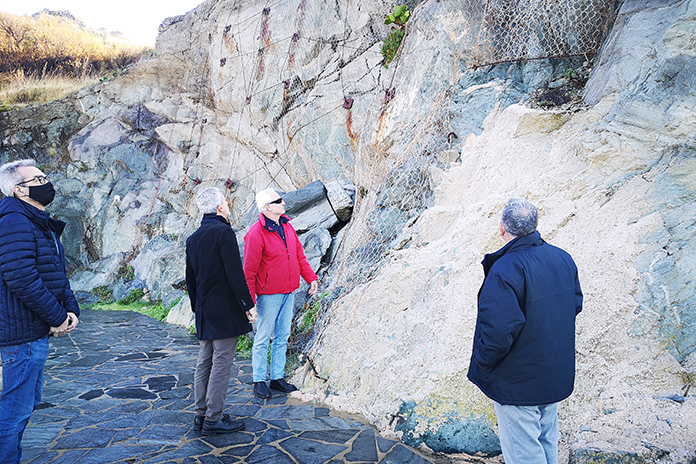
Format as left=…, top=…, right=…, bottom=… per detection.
left=194, top=337, right=238, bottom=422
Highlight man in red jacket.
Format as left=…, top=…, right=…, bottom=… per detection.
left=244, top=188, right=317, bottom=399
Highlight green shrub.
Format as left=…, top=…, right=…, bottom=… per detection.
left=117, top=264, right=135, bottom=282
left=381, top=4, right=411, bottom=68
left=236, top=334, right=253, bottom=358
left=92, top=285, right=113, bottom=303
left=117, top=288, right=144, bottom=305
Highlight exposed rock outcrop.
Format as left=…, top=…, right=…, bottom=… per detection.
left=0, top=0, right=694, bottom=461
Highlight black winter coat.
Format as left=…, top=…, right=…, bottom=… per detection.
left=185, top=214, right=254, bottom=340
left=0, top=197, right=79, bottom=346
left=467, top=231, right=583, bottom=406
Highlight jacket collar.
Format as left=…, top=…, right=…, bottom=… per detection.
left=260, top=213, right=289, bottom=232
left=201, top=213, right=230, bottom=226
left=0, top=196, right=65, bottom=235
left=481, top=230, right=543, bottom=276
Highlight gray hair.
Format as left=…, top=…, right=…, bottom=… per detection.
left=501, top=197, right=538, bottom=238
left=0, top=159, right=37, bottom=197
left=256, top=188, right=278, bottom=213
left=196, top=187, right=223, bottom=214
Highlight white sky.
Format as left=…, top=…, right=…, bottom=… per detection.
left=0, top=0, right=205, bottom=46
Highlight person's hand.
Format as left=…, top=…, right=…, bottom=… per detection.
left=246, top=307, right=257, bottom=323
left=308, top=280, right=318, bottom=295
left=65, top=312, right=79, bottom=332
left=50, top=316, right=70, bottom=337
left=50, top=313, right=79, bottom=337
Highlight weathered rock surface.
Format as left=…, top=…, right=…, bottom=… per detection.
left=0, top=0, right=695, bottom=462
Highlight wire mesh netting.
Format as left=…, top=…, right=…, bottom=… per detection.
left=463, top=0, right=617, bottom=67
left=150, top=0, right=616, bottom=357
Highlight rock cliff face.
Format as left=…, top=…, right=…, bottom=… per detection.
left=0, top=0, right=694, bottom=461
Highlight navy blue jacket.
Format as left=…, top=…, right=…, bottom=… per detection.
left=185, top=214, right=254, bottom=341
left=467, top=231, right=582, bottom=406
left=0, top=197, right=79, bottom=346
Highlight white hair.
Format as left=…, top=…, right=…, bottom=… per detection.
left=196, top=187, right=223, bottom=214
left=0, top=159, right=36, bottom=197
left=256, top=188, right=278, bottom=213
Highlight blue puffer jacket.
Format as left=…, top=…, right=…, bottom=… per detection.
left=467, top=231, right=583, bottom=406
left=0, top=196, right=79, bottom=346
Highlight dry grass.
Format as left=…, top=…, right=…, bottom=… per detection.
left=0, top=71, right=98, bottom=109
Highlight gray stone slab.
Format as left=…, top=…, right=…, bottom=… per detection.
left=299, top=429, right=360, bottom=444
left=257, top=405, right=315, bottom=420
left=199, top=431, right=255, bottom=448
left=79, top=444, right=163, bottom=463
left=287, top=417, right=352, bottom=431
left=377, top=436, right=398, bottom=453
left=137, top=425, right=188, bottom=443
left=246, top=445, right=296, bottom=464
left=54, top=427, right=117, bottom=449
left=344, top=429, right=378, bottom=462
left=220, top=444, right=255, bottom=459
left=224, top=404, right=260, bottom=417
left=382, top=444, right=434, bottom=463
left=280, top=437, right=348, bottom=464
left=257, top=427, right=295, bottom=445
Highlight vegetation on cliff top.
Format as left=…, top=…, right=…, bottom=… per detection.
left=0, top=11, right=146, bottom=109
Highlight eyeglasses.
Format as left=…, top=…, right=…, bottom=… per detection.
left=267, top=197, right=283, bottom=205
left=17, top=175, right=49, bottom=186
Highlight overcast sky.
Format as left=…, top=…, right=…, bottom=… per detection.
left=0, top=0, right=205, bottom=46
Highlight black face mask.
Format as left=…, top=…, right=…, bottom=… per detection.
left=28, top=182, right=56, bottom=206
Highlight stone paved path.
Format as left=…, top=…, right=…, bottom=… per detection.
left=20, top=309, right=437, bottom=464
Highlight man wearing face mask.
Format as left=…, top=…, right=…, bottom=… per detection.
left=0, top=159, right=79, bottom=464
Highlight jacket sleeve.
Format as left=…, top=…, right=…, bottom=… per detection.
left=243, top=227, right=263, bottom=304
left=471, top=271, right=526, bottom=374
left=291, top=226, right=317, bottom=284
left=0, top=213, right=67, bottom=327
left=574, top=270, right=583, bottom=315
left=185, top=245, right=197, bottom=312
left=221, top=228, right=254, bottom=310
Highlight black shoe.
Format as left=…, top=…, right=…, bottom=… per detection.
left=254, top=381, right=272, bottom=399
left=193, top=415, right=204, bottom=431
left=201, top=414, right=244, bottom=436
left=270, top=378, right=298, bottom=393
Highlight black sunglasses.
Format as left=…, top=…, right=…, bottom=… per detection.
left=268, top=197, right=283, bottom=205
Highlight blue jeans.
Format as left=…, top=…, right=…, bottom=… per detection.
left=0, top=336, right=49, bottom=464
left=494, top=402, right=558, bottom=464
left=252, top=293, right=294, bottom=382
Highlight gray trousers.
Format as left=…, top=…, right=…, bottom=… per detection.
left=194, top=337, right=238, bottom=422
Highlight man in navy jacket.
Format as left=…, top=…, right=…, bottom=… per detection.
left=468, top=197, right=582, bottom=464
left=0, top=159, right=79, bottom=464
left=186, top=187, right=257, bottom=436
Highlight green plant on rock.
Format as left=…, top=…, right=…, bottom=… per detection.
left=381, top=4, right=411, bottom=68
left=384, top=4, right=410, bottom=26
left=236, top=334, right=253, bottom=358
left=298, top=291, right=329, bottom=333
left=92, top=285, right=113, bottom=303
left=118, top=288, right=144, bottom=305
left=117, top=264, right=135, bottom=282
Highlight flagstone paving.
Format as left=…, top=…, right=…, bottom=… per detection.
left=20, top=309, right=436, bottom=464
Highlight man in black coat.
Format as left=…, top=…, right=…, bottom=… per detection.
left=468, top=197, right=582, bottom=464
left=185, top=187, right=257, bottom=436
